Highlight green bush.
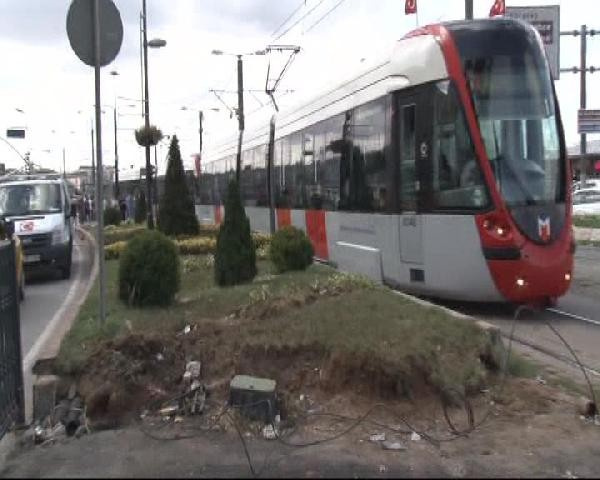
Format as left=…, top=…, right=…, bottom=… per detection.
left=214, top=180, right=257, bottom=286
left=103, top=207, right=121, bottom=227
left=135, top=191, right=147, bottom=225
left=158, top=135, right=200, bottom=236
left=118, top=230, right=180, bottom=307
left=269, top=226, right=314, bottom=273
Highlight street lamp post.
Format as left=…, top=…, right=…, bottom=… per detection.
left=141, top=0, right=166, bottom=229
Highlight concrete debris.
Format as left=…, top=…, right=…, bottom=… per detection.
left=186, top=361, right=202, bottom=379
left=262, top=424, right=277, bottom=440
left=159, top=405, right=179, bottom=416
left=369, top=433, right=386, bottom=442
left=564, top=470, right=578, bottom=479
left=378, top=465, right=387, bottom=473
left=595, top=416, right=600, bottom=427
left=174, top=416, right=184, bottom=424
left=155, top=353, right=164, bottom=362
left=382, top=440, right=407, bottom=451
left=535, top=375, right=547, bottom=385
left=183, top=325, right=191, bottom=335
left=410, top=432, right=421, bottom=442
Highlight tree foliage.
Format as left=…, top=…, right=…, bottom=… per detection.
left=118, top=230, right=180, bottom=307
left=158, top=136, right=199, bottom=236
left=269, top=226, right=314, bottom=273
left=214, top=179, right=256, bottom=286
left=135, top=125, right=163, bottom=147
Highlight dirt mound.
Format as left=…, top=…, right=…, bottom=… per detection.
left=78, top=334, right=186, bottom=425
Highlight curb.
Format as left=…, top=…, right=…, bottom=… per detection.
left=391, top=288, right=500, bottom=336
left=574, top=226, right=600, bottom=243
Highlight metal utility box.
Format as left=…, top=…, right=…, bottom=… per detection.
left=229, top=375, right=276, bottom=423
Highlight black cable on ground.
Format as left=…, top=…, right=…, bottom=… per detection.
left=542, top=316, right=598, bottom=412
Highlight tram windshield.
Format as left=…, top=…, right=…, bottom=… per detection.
left=449, top=20, right=564, bottom=207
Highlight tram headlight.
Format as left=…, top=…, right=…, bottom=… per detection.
left=516, top=278, right=526, bottom=287
left=565, top=273, right=571, bottom=282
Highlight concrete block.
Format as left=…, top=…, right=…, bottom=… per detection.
left=229, top=375, right=276, bottom=423
left=33, top=375, right=58, bottom=423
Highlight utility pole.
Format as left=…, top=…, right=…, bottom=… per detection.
left=236, top=54, right=244, bottom=185
left=560, top=25, right=599, bottom=182
left=142, top=0, right=154, bottom=229
left=114, top=108, right=119, bottom=199
left=62, top=147, right=66, bottom=178
left=199, top=110, right=203, bottom=155
left=90, top=125, right=96, bottom=221
left=465, top=0, right=473, bottom=20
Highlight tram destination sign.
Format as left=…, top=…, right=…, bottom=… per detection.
left=505, top=5, right=560, bottom=80
left=578, top=109, right=600, bottom=134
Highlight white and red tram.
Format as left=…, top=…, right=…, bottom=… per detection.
left=198, top=18, right=574, bottom=305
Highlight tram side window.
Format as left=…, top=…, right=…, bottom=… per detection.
left=399, top=104, right=417, bottom=211
left=352, top=98, right=387, bottom=211
left=273, top=139, right=283, bottom=207
left=432, top=80, right=489, bottom=209
left=241, top=149, right=254, bottom=205
left=286, top=133, right=304, bottom=208
left=321, top=115, right=344, bottom=210
left=254, top=144, right=268, bottom=206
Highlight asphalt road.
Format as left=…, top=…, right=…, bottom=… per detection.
left=449, top=245, right=600, bottom=378
left=19, top=229, right=93, bottom=364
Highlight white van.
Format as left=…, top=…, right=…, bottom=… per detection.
left=0, top=175, right=74, bottom=279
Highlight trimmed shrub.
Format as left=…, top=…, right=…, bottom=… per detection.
left=214, top=180, right=257, bottom=286
left=118, top=230, right=180, bottom=307
left=269, top=226, right=314, bottom=273
left=103, top=207, right=121, bottom=227
left=158, top=135, right=200, bottom=236
left=134, top=191, right=147, bottom=224
left=105, top=241, right=127, bottom=260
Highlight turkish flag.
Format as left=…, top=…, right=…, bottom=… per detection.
left=489, top=0, right=506, bottom=17
left=405, top=0, right=417, bottom=15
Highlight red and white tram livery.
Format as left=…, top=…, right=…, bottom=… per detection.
left=198, top=18, right=573, bottom=305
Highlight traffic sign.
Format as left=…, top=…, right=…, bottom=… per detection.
left=6, top=129, right=25, bottom=139
left=578, top=109, right=600, bottom=134
left=66, top=0, right=123, bottom=68
left=505, top=5, right=560, bottom=80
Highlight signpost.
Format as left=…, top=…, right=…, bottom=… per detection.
left=66, top=0, right=123, bottom=326
left=6, top=129, right=25, bottom=139
left=578, top=109, right=600, bottom=135
left=505, top=5, right=560, bottom=80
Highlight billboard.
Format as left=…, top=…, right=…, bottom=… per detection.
left=6, top=129, right=25, bottom=139
left=578, top=109, right=600, bottom=134
left=505, top=5, right=560, bottom=80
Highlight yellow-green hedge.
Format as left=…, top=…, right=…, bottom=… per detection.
left=105, top=231, right=271, bottom=260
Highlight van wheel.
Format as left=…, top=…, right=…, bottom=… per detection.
left=61, top=262, right=72, bottom=280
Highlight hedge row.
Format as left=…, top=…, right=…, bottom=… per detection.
left=104, top=232, right=271, bottom=260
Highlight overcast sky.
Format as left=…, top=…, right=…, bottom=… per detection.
left=0, top=0, right=599, bottom=179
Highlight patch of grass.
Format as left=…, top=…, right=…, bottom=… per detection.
left=578, top=240, right=600, bottom=248
left=506, top=353, right=540, bottom=379
left=573, top=215, right=600, bottom=229
left=58, top=252, right=500, bottom=400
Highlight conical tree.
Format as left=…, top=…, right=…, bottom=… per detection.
left=158, top=135, right=199, bottom=236
left=214, top=179, right=256, bottom=286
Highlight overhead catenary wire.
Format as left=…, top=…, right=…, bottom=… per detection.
left=304, top=0, right=349, bottom=34
left=270, top=0, right=306, bottom=39
left=272, top=0, right=328, bottom=42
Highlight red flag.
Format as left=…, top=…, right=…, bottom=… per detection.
left=489, top=0, right=505, bottom=17
left=405, top=0, right=417, bottom=15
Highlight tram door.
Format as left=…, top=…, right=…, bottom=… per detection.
left=396, top=91, right=433, bottom=267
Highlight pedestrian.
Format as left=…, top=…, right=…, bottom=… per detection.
left=119, top=197, right=127, bottom=221
left=84, top=196, right=91, bottom=223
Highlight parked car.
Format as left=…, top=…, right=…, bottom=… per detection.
left=573, top=178, right=600, bottom=192
left=573, top=188, right=600, bottom=215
